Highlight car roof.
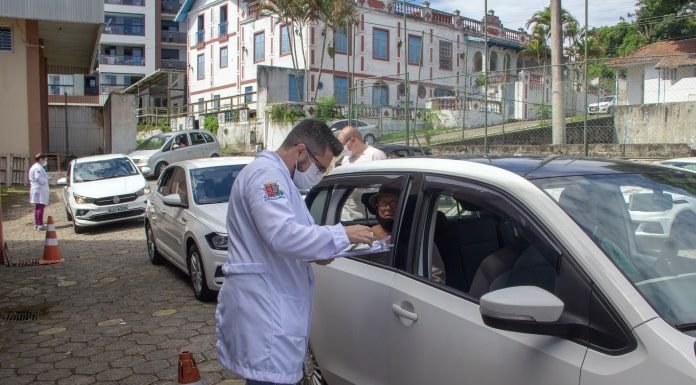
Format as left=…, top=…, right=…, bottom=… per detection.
left=661, top=157, right=696, bottom=164
left=172, top=156, right=255, bottom=169
left=73, top=154, right=129, bottom=163
left=150, top=129, right=215, bottom=137
left=330, top=155, right=677, bottom=180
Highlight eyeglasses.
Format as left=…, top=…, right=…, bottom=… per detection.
left=377, top=199, right=398, bottom=208
left=305, top=147, right=329, bottom=174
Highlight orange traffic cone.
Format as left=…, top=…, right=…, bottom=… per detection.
left=178, top=351, right=203, bottom=384
left=39, top=216, right=64, bottom=265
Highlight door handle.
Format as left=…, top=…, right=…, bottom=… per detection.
left=180, top=217, right=187, bottom=223
left=392, top=303, right=418, bottom=322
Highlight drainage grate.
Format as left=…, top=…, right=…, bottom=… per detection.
left=11, top=259, right=40, bottom=267
left=2, top=310, right=39, bottom=323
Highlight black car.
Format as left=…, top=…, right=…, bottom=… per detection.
left=374, top=143, right=432, bottom=158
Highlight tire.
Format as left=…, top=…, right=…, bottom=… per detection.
left=65, top=207, right=72, bottom=222
left=301, top=345, right=328, bottom=385
left=188, top=243, right=215, bottom=301
left=154, top=162, right=168, bottom=179
left=210, top=153, right=220, bottom=158
left=145, top=221, right=164, bottom=265
left=364, top=134, right=376, bottom=145
left=72, top=219, right=84, bottom=234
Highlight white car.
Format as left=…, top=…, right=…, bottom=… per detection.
left=303, top=156, right=696, bottom=385
left=660, top=157, right=696, bottom=172
left=145, top=157, right=254, bottom=301
left=57, top=154, right=150, bottom=234
left=588, top=95, right=617, bottom=114
left=128, top=129, right=221, bottom=178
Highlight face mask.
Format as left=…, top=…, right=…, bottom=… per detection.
left=376, top=216, right=394, bottom=233
left=40, top=161, right=47, bottom=167
left=293, top=161, right=324, bottom=190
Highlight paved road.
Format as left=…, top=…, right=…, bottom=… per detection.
left=0, top=187, right=244, bottom=385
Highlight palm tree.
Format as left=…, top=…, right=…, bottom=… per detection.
left=312, top=0, right=358, bottom=101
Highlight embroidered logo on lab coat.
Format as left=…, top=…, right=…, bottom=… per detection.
left=262, top=181, right=285, bottom=201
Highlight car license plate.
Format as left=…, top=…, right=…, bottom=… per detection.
left=107, top=205, right=128, bottom=213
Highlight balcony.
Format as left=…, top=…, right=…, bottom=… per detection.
left=161, top=1, right=183, bottom=15
left=161, top=59, right=186, bottom=71
left=103, top=23, right=145, bottom=36
left=100, top=55, right=146, bottom=66
left=219, top=21, right=228, bottom=37
left=195, top=30, right=205, bottom=45
left=105, top=0, right=144, bottom=6
left=162, top=31, right=186, bottom=44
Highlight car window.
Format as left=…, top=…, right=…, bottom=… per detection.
left=169, top=167, right=189, bottom=205
left=330, top=121, right=347, bottom=130
left=157, top=167, right=175, bottom=195
left=355, top=120, right=367, bottom=127
left=190, top=132, right=207, bottom=146
left=173, top=134, right=189, bottom=148
left=190, top=164, right=245, bottom=204
left=202, top=132, right=215, bottom=143
left=420, top=176, right=633, bottom=352
left=136, top=135, right=167, bottom=150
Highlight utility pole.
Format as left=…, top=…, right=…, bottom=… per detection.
left=403, top=5, right=409, bottom=146
left=583, top=0, right=588, bottom=155
left=64, top=92, right=69, bottom=160
left=551, top=0, right=566, bottom=145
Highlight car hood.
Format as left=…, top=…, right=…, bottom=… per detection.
left=128, top=149, right=158, bottom=159
left=72, top=175, right=147, bottom=198
left=193, top=202, right=228, bottom=233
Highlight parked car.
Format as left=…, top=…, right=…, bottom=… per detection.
left=374, top=143, right=432, bottom=158
left=660, top=157, right=696, bottom=171
left=145, top=157, right=254, bottom=301
left=56, top=154, right=150, bottom=234
left=128, top=129, right=221, bottom=178
left=303, top=156, right=696, bottom=385
left=588, top=95, right=617, bottom=114
left=329, top=119, right=381, bottom=144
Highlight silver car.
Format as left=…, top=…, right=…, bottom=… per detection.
left=329, top=119, right=380, bottom=144
left=304, top=156, right=696, bottom=385
left=145, top=157, right=253, bottom=301
left=128, top=129, right=221, bottom=178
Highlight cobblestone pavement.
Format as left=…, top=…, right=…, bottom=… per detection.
left=0, top=187, right=244, bottom=385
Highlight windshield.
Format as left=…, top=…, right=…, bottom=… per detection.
left=190, top=164, right=246, bottom=205
left=73, top=158, right=139, bottom=182
left=136, top=135, right=170, bottom=150
left=533, top=171, right=696, bottom=330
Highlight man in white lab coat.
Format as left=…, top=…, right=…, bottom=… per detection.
left=217, top=119, right=374, bottom=385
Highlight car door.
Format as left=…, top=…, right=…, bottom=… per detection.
left=201, top=132, right=220, bottom=156
left=150, top=167, right=175, bottom=256
left=157, top=166, right=189, bottom=270
left=308, top=174, right=413, bottom=385
left=171, top=133, right=193, bottom=163
left=387, top=175, right=589, bottom=385
left=189, top=131, right=208, bottom=158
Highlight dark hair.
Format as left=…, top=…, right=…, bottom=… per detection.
left=281, top=119, right=343, bottom=157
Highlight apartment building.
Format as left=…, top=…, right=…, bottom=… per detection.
left=176, top=0, right=530, bottom=122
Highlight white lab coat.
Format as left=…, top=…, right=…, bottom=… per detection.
left=216, top=150, right=349, bottom=384
left=28, top=162, right=49, bottom=205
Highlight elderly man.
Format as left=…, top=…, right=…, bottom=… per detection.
left=337, top=125, right=387, bottom=166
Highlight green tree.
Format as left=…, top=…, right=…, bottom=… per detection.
left=634, top=0, right=696, bottom=42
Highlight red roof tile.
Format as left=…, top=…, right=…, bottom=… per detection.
left=607, top=38, right=696, bottom=67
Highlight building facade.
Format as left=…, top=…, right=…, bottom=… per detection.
left=0, top=0, right=103, bottom=158
left=176, top=0, right=531, bottom=125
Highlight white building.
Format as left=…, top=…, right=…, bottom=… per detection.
left=608, top=38, right=696, bottom=105
left=175, top=0, right=531, bottom=124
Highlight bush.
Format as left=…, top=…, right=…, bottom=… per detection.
left=314, top=96, right=338, bottom=122
left=267, top=103, right=306, bottom=123
left=204, top=114, right=219, bottom=135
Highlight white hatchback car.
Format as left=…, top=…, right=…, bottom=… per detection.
left=145, top=157, right=254, bottom=301
left=303, top=156, right=696, bottom=385
left=57, top=154, right=150, bottom=234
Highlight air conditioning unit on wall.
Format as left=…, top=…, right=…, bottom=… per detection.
left=240, top=109, right=248, bottom=122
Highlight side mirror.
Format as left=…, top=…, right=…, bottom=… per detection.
left=480, top=286, right=565, bottom=336
left=56, top=177, right=68, bottom=186
left=162, top=193, right=186, bottom=208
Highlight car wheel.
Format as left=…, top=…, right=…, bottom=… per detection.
left=364, top=134, right=376, bottom=145
left=145, top=221, right=164, bottom=265
left=188, top=243, right=215, bottom=302
left=72, top=219, right=84, bottom=234
left=301, top=345, right=327, bottom=385
left=210, top=153, right=219, bottom=158
left=65, top=207, right=72, bottom=222
left=154, top=162, right=168, bottom=179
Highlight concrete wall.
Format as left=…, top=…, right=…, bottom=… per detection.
left=615, top=101, right=696, bottom=148
left=0, top=18, right=30, bottom=157
left=105, top=93, right=137, bottom=154
left=626, top=66, right=643, bottom=105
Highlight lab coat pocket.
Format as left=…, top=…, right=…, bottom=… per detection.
left=279, top=294, right=309, bottom=338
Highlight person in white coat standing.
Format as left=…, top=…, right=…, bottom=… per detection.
left=216, top=119, right=374, bottom=385
left=28, top=153, right=49, bottom=231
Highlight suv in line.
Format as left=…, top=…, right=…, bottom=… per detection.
left=128, top=129, right=221, bottom=178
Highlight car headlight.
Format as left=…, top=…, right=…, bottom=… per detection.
left=136, top=186, right=151, bottom=196
left=73, top=193, right=95, bottom=204
left=205, top=233, right=228, bottom=250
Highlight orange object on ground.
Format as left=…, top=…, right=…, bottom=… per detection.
left=178, top=351, right=203, bottom=384
left=38, top=216, right=64, bottom=265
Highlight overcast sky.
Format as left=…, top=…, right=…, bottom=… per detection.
left=428, top=0, right=638, bottom=31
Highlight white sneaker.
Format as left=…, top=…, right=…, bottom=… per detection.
left=36, top=225, right=47, bottom=231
